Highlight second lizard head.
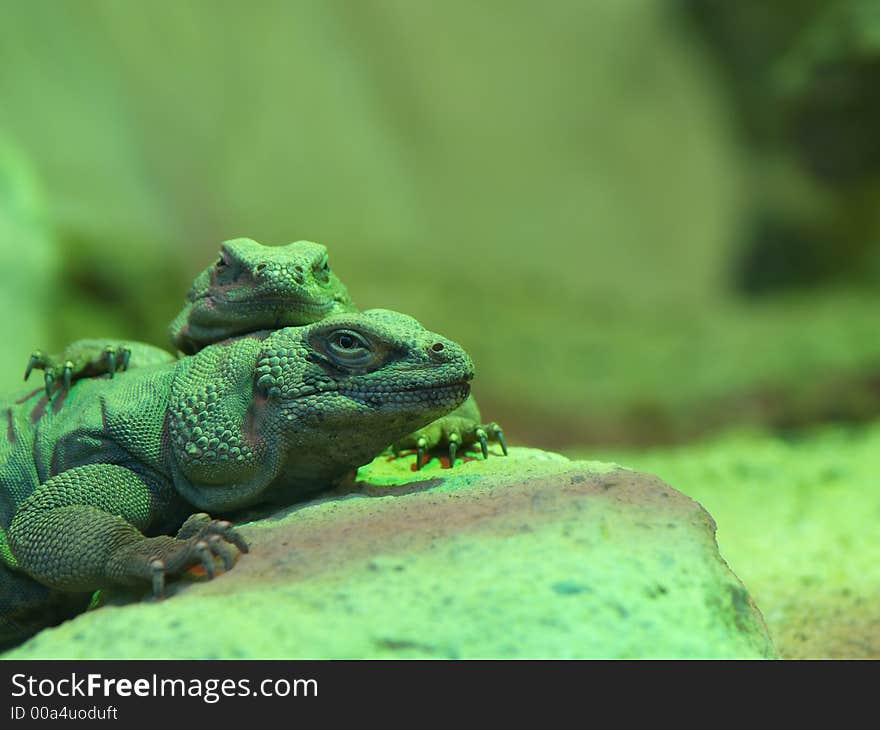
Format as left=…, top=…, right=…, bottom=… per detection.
left=170, top=238, right=357, bottom=354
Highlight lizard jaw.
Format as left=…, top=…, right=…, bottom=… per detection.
left=336, top=381, right=471, bottom=407
left=204, top=293, right=342, bottom=317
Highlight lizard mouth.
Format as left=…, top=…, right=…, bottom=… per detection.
left=269, top=378, right=471, bottom=403
left=337, top=379, right=471, bottom=405
left=207, top=294, right=340, bottom=312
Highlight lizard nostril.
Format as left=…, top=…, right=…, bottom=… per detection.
left=255, top=264, right=267, bottom=274
left=294, top=265, right=304, bottom=273
left=431, top=343, right=445, bottom=353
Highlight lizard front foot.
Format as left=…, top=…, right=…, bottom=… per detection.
left=24, top=343, right=132, bottom=399
left=393, top=400, right=508, bottom=470
left=107, top=513, right=248, bottom=599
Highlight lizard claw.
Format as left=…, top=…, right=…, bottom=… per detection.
left=24, top=351, right=44, bottom=381
left=195, top=540, right=216, bottom=579
left=212, top=520, right=249, bottom=555
left=475, top=427, right=489, bottom=459
left=105, top=347, right=116, bottom=378
left=478, top=422, right=508, bottom=457
left=104, top=346, right=132, bottom=377
left=492, top=425, right=508, bottom=456
left=150, top=558, right=166, bottom=599
left=448, top=432, right=459, bottom=467
left=176, top=514, right=249, bottom=555
left=209, top=534, right=236, bottom=571
left=393, top=414, right=506, bottom=470
left=63, top=361, right=73, bottom=392
left=23, top=341, right=136, bottom=400
left=416, top=436, right=428, bottom=471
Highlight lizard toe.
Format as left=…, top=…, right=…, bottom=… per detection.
left=150, top=558, right=166, bottom=599
left=208, top=534, right=236, bottom=571
left=416, top=436, right=428, bottom=471
left=63, top=361, right=74, bottom=391
left=24, top=351, right=46, bottom=381
left=176, top=513, right=249, bottom=555
left=475, top=427, right=489, bottom=459
left=477, top=422, right=507, bottom=456
left=448, top=433, right=459, bottom=467
left=195, top=540, right=216, bottom=579
left=211, top=521, right=249, bottom=554
left=104, top=347, right=117, bottom=378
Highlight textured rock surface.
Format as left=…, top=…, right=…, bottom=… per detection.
left=597, top=423, right=880, bottom=659
left=4, top=448, right=776, bottom=659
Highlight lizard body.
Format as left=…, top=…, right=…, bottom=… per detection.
left=29, top=238, right=505, bottom=465
left=1, top=309, right=472, bottom=647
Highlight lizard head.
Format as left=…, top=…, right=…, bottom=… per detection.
left=168, top=309, right=473, bottom=510
left=170, top=238, right=356, bottom=354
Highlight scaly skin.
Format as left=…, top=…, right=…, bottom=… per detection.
left=1, top=309, right=472, bottom=647
left=28, top=238, right=506, bottom=466
left=23, top=239, right=354, bottom=392
left=169, top=238, right=357, bottom=354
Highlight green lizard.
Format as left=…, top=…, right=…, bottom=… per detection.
left=1, top=309, right=473, bottom=647
left=27, top=238, right=506, bottom=468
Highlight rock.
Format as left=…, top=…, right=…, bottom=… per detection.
left=4, top=448, right=776, bottom=659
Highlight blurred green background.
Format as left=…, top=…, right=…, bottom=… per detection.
left=1, top=0, right=879, bottom=450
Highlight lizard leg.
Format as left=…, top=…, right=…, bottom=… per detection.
left=22, top=340, right=174, bottom=400
left=392, top=395, right=508, bottom=470
left=8, top=464, right=247, bottom=598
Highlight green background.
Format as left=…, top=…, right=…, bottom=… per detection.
left=4, top=0, right=879, bottom=448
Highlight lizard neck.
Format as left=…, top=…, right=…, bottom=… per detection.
left=166, top=337, right=284, bottom=511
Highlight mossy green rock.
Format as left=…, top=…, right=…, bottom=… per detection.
left=4, top=448, right=775, bottom=659
left=597, top=423, right=880, bottom=659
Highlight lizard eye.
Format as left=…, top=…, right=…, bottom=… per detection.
left=325, top=329, right=375, bottom=369
left=331, top=330, right=367, bottom=351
